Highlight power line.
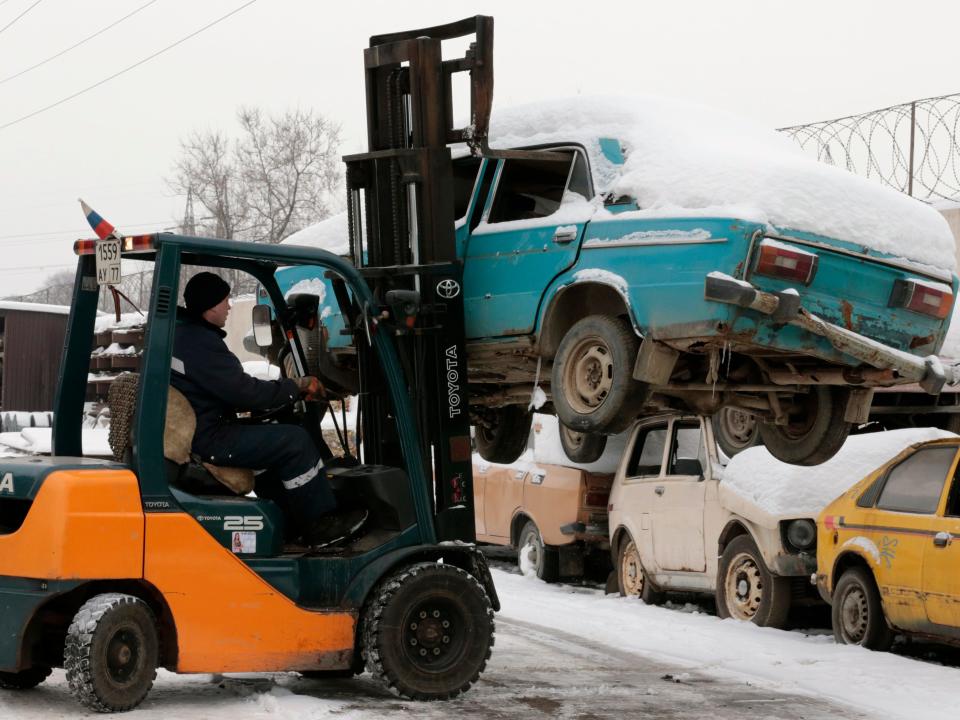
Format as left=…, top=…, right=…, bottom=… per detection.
left=0, top=0, right=43, bottom=37
left=0, top=218, right=189, bottom=242
left=0, top=0, right=258, bottom=131
left=0, top=0, right=160, bottom=87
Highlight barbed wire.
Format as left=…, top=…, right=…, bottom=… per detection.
left=778, top=92, right=960, bottom=202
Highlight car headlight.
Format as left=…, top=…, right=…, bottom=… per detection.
left=785, top=519, right=817, bottom=552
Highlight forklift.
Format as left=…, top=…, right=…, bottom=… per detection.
left=0, top=16, right=500, bottom=712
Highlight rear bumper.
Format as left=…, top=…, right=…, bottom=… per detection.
left=560, top=521, right=609, bottom=544
left=705, top=273, right=954, bottom=394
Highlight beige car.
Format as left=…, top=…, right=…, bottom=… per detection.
left=473, top=415, right=623, bottom=582
left=608, top=415, right=820, bottom=628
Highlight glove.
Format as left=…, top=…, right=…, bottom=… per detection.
left=294, top=376, right=325, bottom=400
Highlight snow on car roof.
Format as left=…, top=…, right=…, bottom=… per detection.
left=720, top=427, right=957, bottom=516
left=487, top=95, right=956, bottom=271
left=281, top=212, right=349, bottom=255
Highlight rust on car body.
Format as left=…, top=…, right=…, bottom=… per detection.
left=840, top=300, right=854, bottom=331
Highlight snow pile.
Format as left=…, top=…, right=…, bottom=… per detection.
left=488, top=95, right=956, bottom=270
left=99, top=342, right=138, bottom=356
left=281, top=212, right=349, bottom=255
left=284, top=278, right=327, bottom=303
left=0, top=427, right=111, bottom=457
left=94, top=312, right=145, bottom=333
left=720, top=427, right=956, bottom=516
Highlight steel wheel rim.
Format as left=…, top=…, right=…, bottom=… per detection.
left=620, top=541, right=645, bottom=597
left=521, top=530, right=542, bottom=574
left=724, top=552, right=764, bottom=620
left=720, top=408, right=758, bottom=448
left=402, top=598, right=463, bottom=673
left=104, top=624, right=144, bottom=687
left=839, top=585, right=869, bottom=644
left=561, top=425, right=585, bottom=451
left=564, top=336, right=614, bottom=414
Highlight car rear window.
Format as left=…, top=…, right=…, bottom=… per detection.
left=875, top=445, right=957, bottom=514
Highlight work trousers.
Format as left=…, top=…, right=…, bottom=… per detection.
left=194, top=423, right=336, bottom=538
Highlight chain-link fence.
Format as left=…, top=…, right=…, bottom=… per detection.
left=779, top=92, right=960, bottom=202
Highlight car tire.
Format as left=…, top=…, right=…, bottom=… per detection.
left=362, top=562, right=495, bottom=700
left=475, top=406, right=533, bottom=464
left=716, top=535, right=791, bottom=628
left=757, top=386, right=851, bottom=465
left=559, top=423, right=607, bottom=463
left=517, top=520, right=559, bottom=583
left=0, top=667, right=51, bottom=690
left=552, top=315, right=646, bottom=435
left=64, top=593, right=159, bottom=713
left=831, top=567, right=894, bottom=651
left=617, top=537, right=665, bottom=605
left=712, top=408, right=764, bottom=458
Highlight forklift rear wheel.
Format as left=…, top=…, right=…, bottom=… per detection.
left=559, top=423, right=607, bottom=463
left=363, top=562, right=495, bottom=700
left=0, top=667, right=51, bottom=690
left=757, top=387, right=851, bottom=465
left=475, top=406, right=533, bottom=464
left=552, top=315, right=644, bottom=435
left=64, top=593, right=159, bottom=713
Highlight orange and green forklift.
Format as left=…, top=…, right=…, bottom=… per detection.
left=0, top=16, right=501, bottom=712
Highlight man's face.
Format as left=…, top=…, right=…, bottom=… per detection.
left=202, top=296, right=231, bottom=328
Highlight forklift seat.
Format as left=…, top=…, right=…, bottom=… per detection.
left=107, top=373, right=254, bottom=495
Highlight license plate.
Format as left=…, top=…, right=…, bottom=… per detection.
left=95, top=238, right=121, bottom=286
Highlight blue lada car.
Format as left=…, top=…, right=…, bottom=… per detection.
left=267, top=96, right=959, bottom=468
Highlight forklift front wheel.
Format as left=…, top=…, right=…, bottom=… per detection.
left=363, top=562, right=495, bottom=700
left=64, top=594, right=159, bottom=713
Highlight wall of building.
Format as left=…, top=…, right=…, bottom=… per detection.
left=2, top=310, right=68, bottom=411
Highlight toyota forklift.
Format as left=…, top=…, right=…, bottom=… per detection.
left=0, top=16, right=501, bottom=712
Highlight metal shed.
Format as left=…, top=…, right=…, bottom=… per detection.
left=0, top=301, right=70, bottom=412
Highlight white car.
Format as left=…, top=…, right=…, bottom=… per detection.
left=608, top=416, right=953, bottom=628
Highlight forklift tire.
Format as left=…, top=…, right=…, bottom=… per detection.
left=64, top=593, right=159, bottom=713
left=362, top=562, right=495, bottom=700
left=0, top=667, right=51, bottom=690
left=475, top=406, right=533, bottom=464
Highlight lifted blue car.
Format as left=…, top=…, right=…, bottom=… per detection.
left=270, top=98, right=959, bottom=467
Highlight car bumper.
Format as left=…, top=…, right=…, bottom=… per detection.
left=705, top=273, right=953, bottom=394
left=560, top=521, right=609, bottom=545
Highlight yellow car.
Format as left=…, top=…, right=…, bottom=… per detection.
left=817, top=436, right=960, bottom=650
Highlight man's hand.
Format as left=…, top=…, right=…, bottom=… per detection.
left=294, top=375, right=325, bottom=400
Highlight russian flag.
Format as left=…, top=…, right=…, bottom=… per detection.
left=79, top=199, right=116, bottom=240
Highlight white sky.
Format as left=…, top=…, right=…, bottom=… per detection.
left=1, top=0, right=959, bottom=296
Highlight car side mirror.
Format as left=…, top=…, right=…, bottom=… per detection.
left=251, top=304, right=273, bottom=348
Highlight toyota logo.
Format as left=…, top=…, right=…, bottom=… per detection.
left=436, top=279, right=461, bottom=299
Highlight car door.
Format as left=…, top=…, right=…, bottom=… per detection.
left=923, top=456, right=960, bottom=633
left=473, top=459, right=489, bottom=538
left=866, top=444, right=957, bottom=631
left=483, top=463, right=526, bottom=541
left=649, top=419, right=708, bottom=573
left=615, top=420, right=670, bottom=566
left=462, top=146, right=593, bottom=339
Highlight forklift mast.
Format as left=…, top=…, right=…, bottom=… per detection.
left=342, top=16, right=494, bottom=542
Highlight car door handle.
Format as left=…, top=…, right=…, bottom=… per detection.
left=654, top=486, right=665, bottom=496
left=552, top=228, right=577, bottom=244
left=934, top=531, right=951, bottom=548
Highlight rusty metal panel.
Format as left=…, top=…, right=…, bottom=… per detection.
left=1, top=310, right=69, bottom=411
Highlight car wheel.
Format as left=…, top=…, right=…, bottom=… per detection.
left=617, top=537, right=664, bottom=605
left=716, top=535, right=791, bottom=628
left=517, top=521, right=559, bottom=583
left=712, top=408, right=763, bottom=458
left=757, top=386, right=851, bottom=465
left=552, top=315, right=646, bottom=435
left=559, top=423, right=607, bottom=463
left=64, top=593, right=159, bottom=713
left=0, top=667, right=51, bottom=690
left=474, top=406, right=533, bottom=464
left=831, top=567, right=894, bottom=651
left=362, top=563, right=495, bottom=700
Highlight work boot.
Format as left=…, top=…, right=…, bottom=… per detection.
left=302, top=508, right=368, bottom=548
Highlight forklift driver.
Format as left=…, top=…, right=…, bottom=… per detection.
left=170, top=272, right=366, bottom=547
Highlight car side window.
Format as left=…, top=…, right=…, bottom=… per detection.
left=875, top=446, right=958, bottom=514
left=668, top=423, right=705, bottom=477
left=487, top=149, right=588, bottom=224
left=453, top=156, right=483, bottom=222
left=626, top=427, right=667, bottom=478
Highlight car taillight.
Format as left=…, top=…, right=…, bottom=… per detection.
left=754, top=239, right=818, bottom=285
left=584, top=491, right=609, bottom=508
left=889, top=278, right=954, bottom=320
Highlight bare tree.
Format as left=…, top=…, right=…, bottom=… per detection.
left=167, top=107, right=342, bottom=245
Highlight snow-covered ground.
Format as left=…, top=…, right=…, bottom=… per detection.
left=2, top=566, right=956, bottom=719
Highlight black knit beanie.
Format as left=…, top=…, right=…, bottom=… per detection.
left=184, top=272, right=231, bottom=315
